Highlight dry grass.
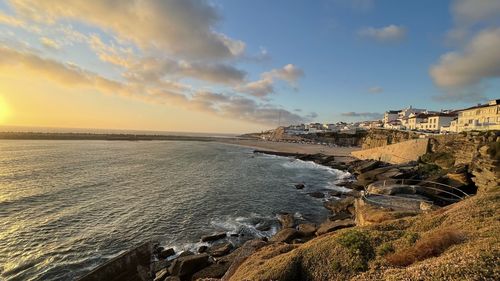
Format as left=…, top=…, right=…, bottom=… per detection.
left=386, top=228, right=466, bottom=266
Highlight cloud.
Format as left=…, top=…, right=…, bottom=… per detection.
left=451, top=0, right=500, bottom=25
left=8, top=0, right=245, bottom=60
left=358, top=25, right=407, bottom=42
left=40, top=37, right=61, bottom=50
left=430, top=28, right=500, bottom=101
left=368, top=86, right=383, bottom=93
left=0, top=45, right=308, bottom=126
left=236, top=64, right=304, bottom=97
left=341, top=112, right=382, bottom=119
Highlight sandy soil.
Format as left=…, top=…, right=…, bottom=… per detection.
left=219, top=139, right=360, bottom=162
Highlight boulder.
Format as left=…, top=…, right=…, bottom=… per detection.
left=153, top=268, right=169, bottom=281
left=152, top=259, right=170, bottom=273
left=177, top=251, right=194, bottom=258
left=198, top=246, right=208, bottom=254
left=208, top=243, right=233, bottom=257
left=164, top=277, right=180, bottom=281
left=316, top=219, right=355, bottom=236
left=277, top=213, right=295, bottom=228
left=201, top=232, right=226, bottom=242
left=307, top=192, right=325, bottom=198
left=270, top=228, right=299, bottom=243
left=296, top=223, right=316, bottom=237
left=191, top=261, right=231, bottom=280
left=323, top=197, right=355, bottom=214
left=221, top=239, right=268, bottom=280
left=367, top=183, right=416, bottom=196
left=158, top=248, right=175, bottom=259
left=168, top=253, right=210, bottom=278
left=354, top=160, right=382, bottom=174
left=328, top=211, right=352, bottom=221
left=295, top=183, right=305, bottom=189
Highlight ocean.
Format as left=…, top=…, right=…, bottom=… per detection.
left=0, top=140, right=351, bottom=281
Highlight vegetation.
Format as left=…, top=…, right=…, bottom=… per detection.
left=420, top=152, right=455, bottom=169
left=386, top=228, right=465, bottom=266
left=229, top=190, right=500, bottom=281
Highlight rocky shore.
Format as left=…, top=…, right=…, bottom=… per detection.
left=147, top=131, right=498, bottom=281
left=80, top=130, right=499, bottom=281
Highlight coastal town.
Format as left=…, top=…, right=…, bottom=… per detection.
left=276, top=98, right=500, bottom=137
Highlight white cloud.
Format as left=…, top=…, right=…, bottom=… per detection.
left=237, top=64, right=304, bottom=98
left=368, top=86, right=383, bottom=94
left=8, top=0, right=245, bottom=59
left=452, top=0, right=500, bottom=25
left=359, top=25, right=407, bottom=42
left=430, top=28, right=500, bottom=91
left=40, top=37, right=60, bottom=50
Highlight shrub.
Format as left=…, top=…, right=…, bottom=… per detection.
left=337, top=230, right=375, bottom=271
left=386, top=229, right=465, bottom=267
left=377, top=242, right=394, bottom=256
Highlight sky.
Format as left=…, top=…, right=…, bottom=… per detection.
left=0, top=0, right=499, bottom=134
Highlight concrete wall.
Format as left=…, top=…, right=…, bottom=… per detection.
left=352, top=138, right=429, bottom=164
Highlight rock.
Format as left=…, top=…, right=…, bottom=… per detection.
left=208, top=243, right=233, bottom=257
left=297, top=223, right=316, bottom=237
left=291, top=238, right=305, bottom=244
left=164, top=277, right=180, bottom=281
left=307, top=192, right=325, bottom=198
left=154, top=268, right=169, bottom=281
left=152, top=259, right=171, bottom=273
left=420, top=201, right=435, bottom=212
left=177, top=251, right=194, bottom=258
left=270, top=228, right=299, bottom=243
left=153, top=245, right=165, bottom=256
left=323, top=197, right=355, bottom=214
left=198, top=246, right=208, bottom=253
left=221, top=239, right=268, bottom=280
left=328, top=211, right=352, bottom=221
left=316, top=219, right=355, bottom=236
left=201, top=232, right=226, bottom=242
left=367, top=183, right=416, bottom=196
left=295, top=183, right=305, bottom=189
left=328, top=190, right=342, bottom=197
left=158, top=248, right=175, bottom=259
left=354, top=160, right=381, bottom=174
left=191, top=261, right=231, bottom=280
left=277, top=213, right=295, bottom=228
left=229, top=233, right=239, bottom=237
left=168, top=253, right=210, bottom=278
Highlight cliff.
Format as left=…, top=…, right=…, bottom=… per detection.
left=227, top=188, right=499, bottom=281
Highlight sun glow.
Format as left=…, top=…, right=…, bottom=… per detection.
left=0, top=96, right=10, bottom=124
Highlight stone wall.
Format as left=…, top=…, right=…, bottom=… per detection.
left=361, top=129, right=421, bottom=149
left=351, top=138, right=429, bottom=164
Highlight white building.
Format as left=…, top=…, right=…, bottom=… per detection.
left=383, top=110, right=401, bottom=124
left=456, top=99, right=500, bottom=132
left=427, top=113, right=458, bottom=132
left=407, top=113, right=429, bottom=130
left=398, top=106, right=427, bottom=120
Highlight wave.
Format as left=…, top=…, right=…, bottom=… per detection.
left=281, top=159, right=352, bottom=179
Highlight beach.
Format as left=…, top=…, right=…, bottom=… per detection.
left=220, top=139, right=360, bottom=163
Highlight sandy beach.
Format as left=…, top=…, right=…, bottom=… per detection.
left=220, top=139, right=360, bottom=162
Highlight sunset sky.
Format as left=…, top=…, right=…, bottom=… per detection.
left=0, top=0, right=499, bottom=133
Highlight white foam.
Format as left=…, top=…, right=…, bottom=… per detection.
left=282, top=159, right=352, bottom=179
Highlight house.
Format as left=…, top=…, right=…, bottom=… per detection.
left=398, top=106, right=427, bottom=120
left=384, top=119, right=404, bottom=130
left=456, top=99, right=500, bottom=132
left=426, top=113, right=458, bottom=132
left=383, top=110, right=401, bottom=124
left=323, top=123, right=340, bottom=132
left=441, top=118, right=458, bottom=133
left=407, top=113, right=429, bottom=130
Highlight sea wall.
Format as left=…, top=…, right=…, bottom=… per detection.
left=351, top=138, right=429, bottom=164
left=360, top=129, right=421, bottom=149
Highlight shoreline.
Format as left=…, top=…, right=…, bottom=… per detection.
left=218, top=138, right=360, bottom=163
left=78, top=146, right=359, bottom=281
